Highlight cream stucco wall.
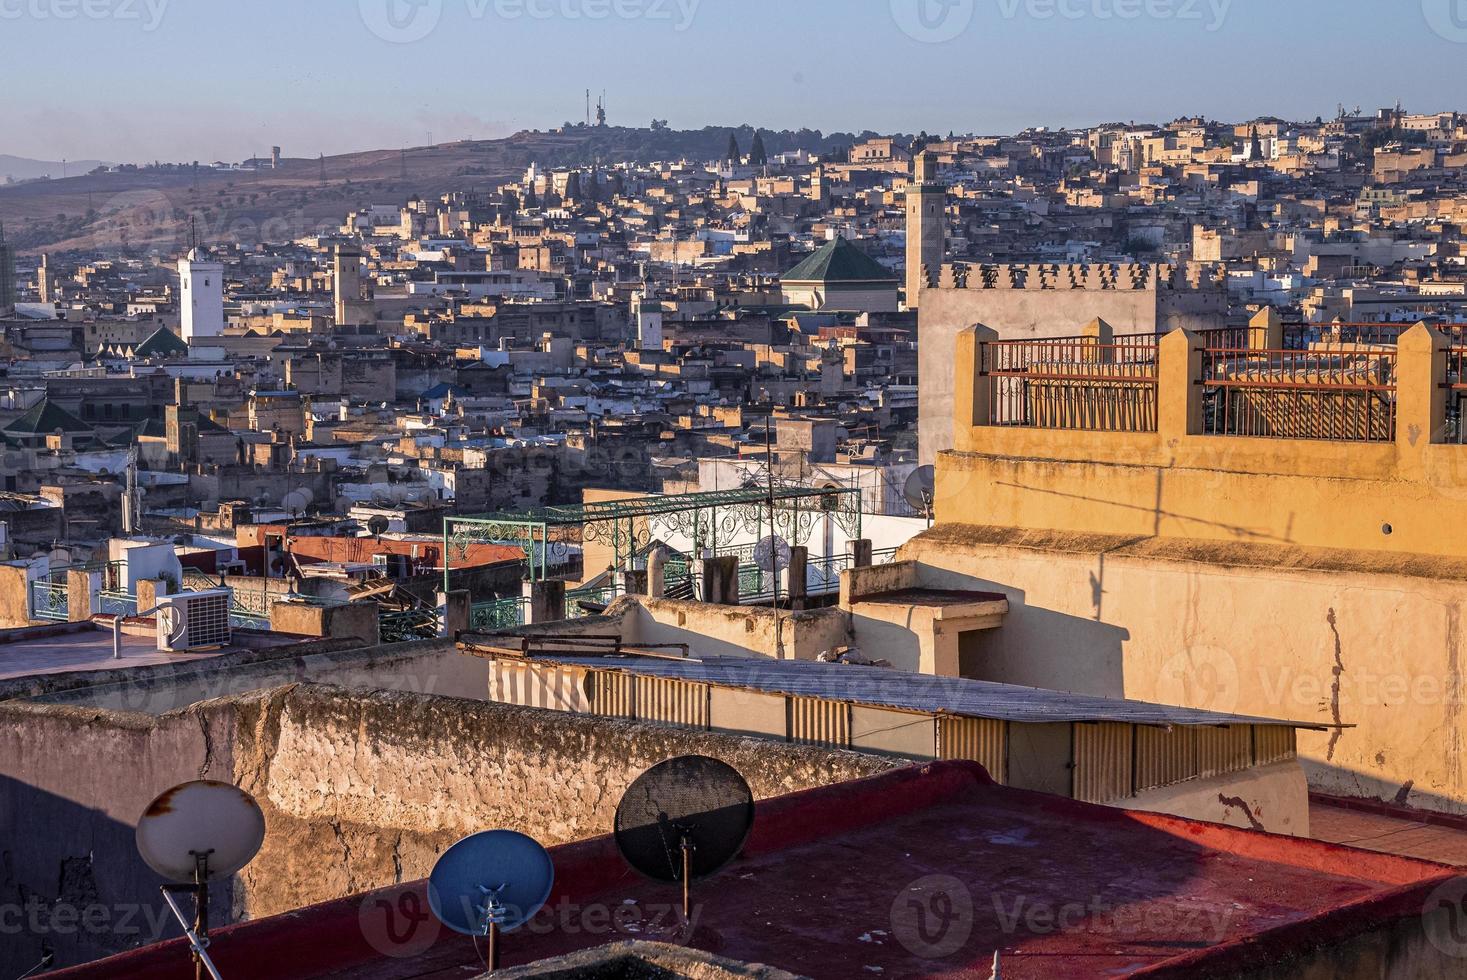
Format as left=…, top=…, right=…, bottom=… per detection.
left=900, top=525, right=1467, bottom=815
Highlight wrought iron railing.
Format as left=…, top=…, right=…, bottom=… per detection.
left=978, top=337, right=1159, bottom=432
left=469, top=597, right=527, bottom=633
left=97, top=590, right=138, bottom=618
left=1445, top=347, right=1467, bottom=444
left=30, top=580, right=70, bottom=622
left=566, top=587, right=616, bottom=619
left=1201, top=347, right=1397, bottom=442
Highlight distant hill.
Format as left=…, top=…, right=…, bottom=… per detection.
left=0, top=125, right=895, bottom=255
left=0, top=155, right=110, bottom=182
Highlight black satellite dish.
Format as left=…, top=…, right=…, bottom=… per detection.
left=367, top=515, right=390, bottom=540
left=428, top=830, right=555, bottom=972
left=614, top=756, right=755, bottom=921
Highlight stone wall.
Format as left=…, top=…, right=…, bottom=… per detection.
left=0, top=681, right=897, bottom=975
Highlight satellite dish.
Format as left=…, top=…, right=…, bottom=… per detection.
left=614, top=756, right=755, bottom=921
left=428, top=830, right=555, bottom=971
left=903, top=465, right=936, bottom=521
left=367, top=515, right=390, bottom=539
left=136, top=781, right=267, bottom=980
left=137, top=780, right=266, bottom=883
left=752, top=535, right=791, bottom=574
left=282, top=490, right=311, bottom=516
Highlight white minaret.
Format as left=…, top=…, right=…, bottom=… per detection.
left=633, top=291, right=663, bottom=351
left=178, top=248, right=224, bottom=341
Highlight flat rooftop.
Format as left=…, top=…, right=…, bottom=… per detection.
left=0, top=620, right=300, bottom=682
left=60, top=764, right=1462, bottom=980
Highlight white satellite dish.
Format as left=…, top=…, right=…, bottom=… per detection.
left=137, top=780, right=266, bottom=883
left=903, top=465, right=936, bottom=521
left=136, top=780, right=267, bottom=980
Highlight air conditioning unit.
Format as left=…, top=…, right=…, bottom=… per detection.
left=156, top=589, right=232, bottom=652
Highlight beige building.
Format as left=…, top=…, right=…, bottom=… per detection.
left=915, top=261, right=1227, bottom=462
left=915, top=312, right=1467, bottom=817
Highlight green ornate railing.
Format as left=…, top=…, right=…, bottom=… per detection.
left=470, top=597, right=527, bottom=632
left=566, top=586, right=616, bottom=619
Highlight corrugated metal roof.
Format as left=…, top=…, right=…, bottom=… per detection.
left=517, top=654, right=1328, bottom=731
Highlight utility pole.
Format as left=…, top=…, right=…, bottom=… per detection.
left=765, top=415, right=784, bottom=659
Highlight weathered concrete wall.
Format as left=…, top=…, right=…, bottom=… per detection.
left=237, top=686, right=897, bottom=918
left=619, top=598, right=852, bottom=662
left=900, top=524, right=1467, bottom=816
left=1124, top=761, right=1309, bottom=837
left=9, top=638, right=485, bottom=715
left=0, top=682, right=897, bottom=974
left=0, top=699, right=239, bottom=975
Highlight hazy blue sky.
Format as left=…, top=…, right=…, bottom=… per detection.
left=2, top=0, right=1463, bottom=162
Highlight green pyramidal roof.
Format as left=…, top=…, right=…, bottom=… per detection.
left=132, top=327, right=191, bottom=358
left=3, top=398, right=93, bottom=435
left=781, top=237, right=898, bottom=284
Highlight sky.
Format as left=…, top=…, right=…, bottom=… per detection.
left=1, top=0, right=1464, bottom=163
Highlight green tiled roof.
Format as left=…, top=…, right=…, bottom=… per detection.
left=132, top=327, right=190, bottom=359
left=3, top=398, right=93, bottom=435
left=781, top=237, right=898, bottom=284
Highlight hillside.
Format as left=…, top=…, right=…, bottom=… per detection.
left=0, top=155, right=110, bottom=183
left=0, top=125, right=882, bottom=256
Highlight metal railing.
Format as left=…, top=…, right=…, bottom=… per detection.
left=29, top=580, right=70, bottom=622
left=979, top=337, right=1159, bottom=432
left=380, top=607, right=442, bottom=644
left=1201, top=347, right=1397, bottom=442
left=567, top=586, right=616, bottom=618
left=470, top=597, right=527, bottom=633
left=1445, top=347, right=1467, bottom=444
left=97, top=590, right=138, bottom=618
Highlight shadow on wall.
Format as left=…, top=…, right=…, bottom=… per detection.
left=0, top=775, right=242, bottom=977
left=893, top=562, right=1130, bottom=697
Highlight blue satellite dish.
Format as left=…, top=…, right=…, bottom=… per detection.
left=427, top=830, right=555, bottom=937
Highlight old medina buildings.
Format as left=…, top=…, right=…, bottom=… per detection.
left=9, top=109, right=1467, bottom=977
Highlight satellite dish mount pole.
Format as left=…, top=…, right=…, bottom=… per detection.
left=477, top=882, right=509, bottom=972
left=159, top=848, right=224, bottom=980
left=679, top=832, right=693, bottom=923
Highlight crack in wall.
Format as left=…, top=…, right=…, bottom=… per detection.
left=1216, top=793, right=1265, bottom=832
left=329, top=819, right=355, bottom=895
left=1326, top=608, right=1345, bottom=762
left=195, top=707, right=215, bottom=779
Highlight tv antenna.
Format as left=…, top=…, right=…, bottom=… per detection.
left=903, top=464, right=936, bottom=524
left=136, top=781, right=267, bottom=980
left=613, top=756, right=755, bottom=924
left=427, top=830, right=555, bottom=973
